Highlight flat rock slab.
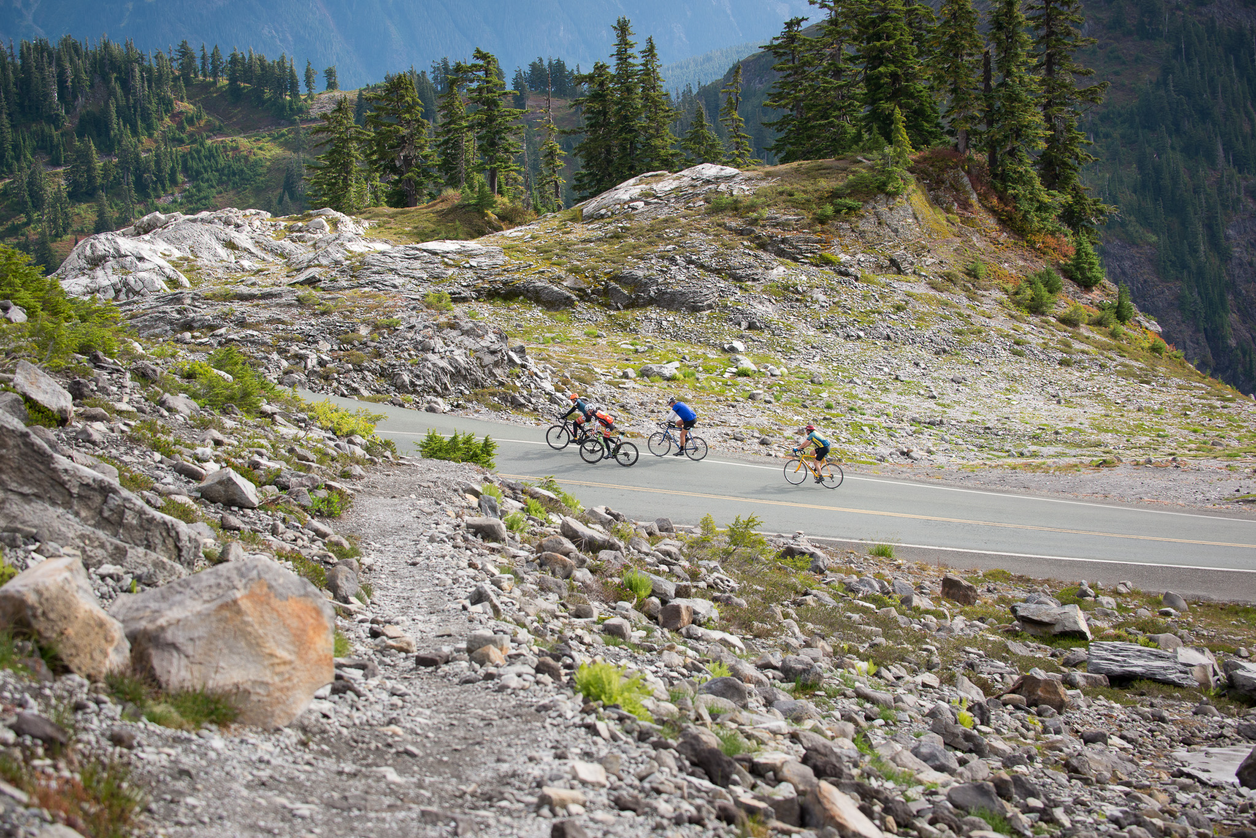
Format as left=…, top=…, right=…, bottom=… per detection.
left=1011, top=602, right=1092, bottom=640
left=110, top=556, right=334, bottom=728
left=13, top=361, right=73, bottom=423
left=1088, top=641, right=1218, bottom=689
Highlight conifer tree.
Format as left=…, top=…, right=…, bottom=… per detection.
left=931, top=0, right=984, bottom=152
left=435, top=62, right=474, bottom=189
left=304, top=61, right=316, bottom=99
left=324, top=66, right=338, bottom=91
left=984, top=0, right=1055, bottom=229
left=859, top=0, right=942, bottom=148
left=1067, top=230, right=1104, bottom=288
left=467, top=48, right=523, bottom=197
left=813, top=0, right=865, bottom=155
left=720, top=63, right=755, bottom=168
left=609, top=17, right=643, bottom=182
left=571, top=62, right=617, bottom=199
left=175, top=40, right=197, bottom=86
left=210, top=46, right=223, bottom=84
left=763, top=17, right=824, bottom=163
left=306, top=96, right=369, bottom=213
left=93, top=191, right=113, bottom=233
left=679, top=102, right=725, bottom=165
left=638, top=37, right=677, bottom=172
left=365, top=73, right=436, bottom=207
left=200, top=44, right=209, bottom=78
left=537, top=70, right=566, bottom=211
left=1114, top=282, right=1134, bottom=323
left=68, top=136, right=100, bottom=199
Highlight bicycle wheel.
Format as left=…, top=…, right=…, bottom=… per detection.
left=819, top=462, right=844, bottom=489
left=647, top=431, right=673, bottom=456
left=684, top=436, right=708, bottom=461
left=615, top=441, right=639, bottom=467
left=545, top=424, right=571, bottom=450
left=783, top=458, right=808, bottom=485
left=579, top=439, right=606, bottom=464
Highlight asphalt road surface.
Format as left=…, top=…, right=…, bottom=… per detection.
left=305, top=393, right=1256, bottom=601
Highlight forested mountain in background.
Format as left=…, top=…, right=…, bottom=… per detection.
left=0, top=0, right=810, bottom=90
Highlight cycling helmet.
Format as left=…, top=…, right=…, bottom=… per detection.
left=568, top=393, right=579, bottom=401
left=805, top=424, right=816, bottom=432
left=667, top=396, right=677, bottom=405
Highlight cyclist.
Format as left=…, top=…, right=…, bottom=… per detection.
left=560, top=393, right=596, bottom=436
left=666, top=396, right=697, bottom=457
left=592, top=408, right=619, bottom=459
left=796, top=424, right=831, bottom=483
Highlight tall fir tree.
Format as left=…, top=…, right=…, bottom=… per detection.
left=720, top=62, right=755, bottom=168
left=306, top=96, right=369, bottom=213
left=931, top=0, right=984, bottom=152
left=364, top=73, right=436, bottom=207
left=763, top=17, right=825, bottom=163
left=638, top=37, right=677, bottom=172
left=1026, top=0, right=1108, bottom=230
left=323, top=66, right=338, bottom=91
left=679, top=102, right=724, bottom=165
left=93, top=190, right=113, bottom=233
left=68, top=136, right=100, bottom=199
left=609, top=17, right=643, bottom=182
left=537, top=69, right=566, bottom=211
left=435, top=62, right=474, bottom=189
left=985, top=0, right=1055, bottom=230
left=813, top=0, right=866, bottom=156
left=304, top=61, right=316, bottom=99
left=859, top=0, right=942, bottom=148
left=467, top=49, right=523, bottom=197
left=571, top=62, right=617, bottom=198
left=210, top=45, right=223, bottom=83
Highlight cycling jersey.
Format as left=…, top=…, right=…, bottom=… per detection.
left=805, top=430, right=830, bottom=448
left=562, top=399, right=594, bottom=422
left=668, top=401, right=697, bottom=423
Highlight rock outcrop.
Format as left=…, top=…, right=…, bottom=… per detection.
left=109, top=556, right=334, bottom=728
left=1087, top=641, right=1221, bottom=689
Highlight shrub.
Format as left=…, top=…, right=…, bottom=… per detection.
left=1067, top=231, right=1105, bottom=289
left=708, top=661, right=731, bottom=679
left=724, top=514, right=767, bottom=558
left=1057, top=303, right=1087, bottom=328
left=503, top=511, right=528, bottom=533
left=622, top=568, right=653, bottom=601
left=279, top=549, right=326, bottom=589
left=175, top=346, right=274, bottom=414
left=333, top=629, right=351, bottom=657
left=1013, top=267, right=1062, bottom=315
left=715, top=728, right=755, bottom=756
left=423, top=291, right=453, bottom=312
left=574, top=662, right=652, bottom=720
left=523, top=497, right=547, bottom=518
left=813, top=252, right=841, bottom=267
left=538, top=477, right=582, bottom=511
left=965, top=260, right=987, bottom=281
left=310, top=490, right=350, bottom=518
left=306, top=400, right=384, bottom=438
left=419, top=429, right=496, bottom=468
left=869, top=543, right=895, bottom=559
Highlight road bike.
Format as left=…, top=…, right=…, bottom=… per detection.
left=783, top=448, right=843, bottom=488
left=545, top=415, right=596, bottom=451
left=579, top=433, right=639, bottom=467
left=647, top=421, right=708, bottom=460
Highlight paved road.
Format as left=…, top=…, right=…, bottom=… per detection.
left=306, top=393, right=1256, bottom=601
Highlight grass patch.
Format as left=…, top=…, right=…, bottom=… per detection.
left=333, top=629, right=351, bottom=657
left=105, top=668, right=238, bottom=730
left=573, top=661, right=652, bottom=721
left=868, top=543, right=895, bottom=559
left=715, top=727, right=758, bottom=757
left=622, top=568, right=653, bottom=601
left=279, top=549, right=327, bottom=589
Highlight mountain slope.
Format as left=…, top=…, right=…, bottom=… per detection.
left=0, top=0, right=811, bottom=88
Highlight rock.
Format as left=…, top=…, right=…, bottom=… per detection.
left=10, top=712, right=69, bottom=748
left=560, top=516, right=623, bottom=553
left=1004, top=670, right=1070, bottom=713
left=602, top=617, right=631, bottom=641
left=1228, top=660, right=1256, bottom=699
left=1088, top=641, right=1219, bottom=689
left=109, top=556, right=335, bottom=728
left=0, top=556, right=130, bottom=680
left=1238, top=747, right=1256, bottom=789
left=0, top=392, right=29, bottom=424
left=698, top=676, right=750, bottom=708
left=538, top=787, right=586, bottom=810
left=571, top=761, right=609, bottom=787
left=471, top=645, right=506, bottom=666
left=465, top=516, right=508, bottom=543
left=1062, top=671, right=1109, bottom=689
left=941, top=574, right=978, bottom=605
left=538, top=551, right=575, bottom=579
left=197, top=468, right=260, bottom=509
left=809, top=781, right=885, bottom=838
left=1011, top=602, right=1092, bottom=640
left=551, top=821, right=588, bottom=838
left=158, top=392, right=199, bottom=417
left=13, top=361, right=73, bottom=424
left=912, top=740, right=960, bottom=774
left=1149, top=632, right=1183, bottom=651
left=659, top=602, right=693, bottom=631
left=0, top=412, right=197, bottom=578
left=947, top=782, right=1007, bottom=817
left=325, top=565, right=360, bottom=603
left=1162, top=591, right=1189, bottom=612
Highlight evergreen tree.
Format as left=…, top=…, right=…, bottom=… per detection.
left=609, top=17, right=642, bottom=182
left=813, top=0, right=866, bottom=156
left=324, top=66, right=338, bottom=91
left=210, top=46, right=223, bottom=83
left=304, top=61, right=316, bottom=98
left=931, top=0, right=984, bottom=152
left=571, top=61, right=617, bottom=198
left=763, top=17, right=825, bottom=163
left=434, top=61, right=474, bottom=189
left=719, top=63, right=755, bottom=168
left=200, top=44, right=209, bottom=78
left=306, top=96, right=368, bottom=213
left=537, top=70, right=566, bottom=211
left=364, top=72, right=436, bottom=207
left=43, top=177, right=69, bottom=238
left=984, top=0, right=1055, bottom=229
left=175, top=40, right=197, bottom=86
left=93, top=190, right=113, bottom=233
left=281, top=156, right=306, bottom=209
left=0, top=95, right=13, bottom=174
left=1114, top=282, right=1134, bottom=323
left=1067, top=230, right=1104, bottom=288
left=467, top=49, right=523, bottom=197
left=68, top=136, right=100, bottom=198
left=859, top=0, right=942, bottom=148
left=679, top=102, right=724, bottom=165
left=638, top=37, right=677, bottom=172
left=33, top=231, right=55, bottom=274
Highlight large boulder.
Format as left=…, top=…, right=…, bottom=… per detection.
left=1238, top=747, right=1256, bottom=789
left=560, top=516, right=623, bottom=554
left=13, top=361, right=73, bottom=424
left=1011, top=602, right=1092, bottom=640
left=0, top=411, right=197, bottom=581
left=197, top=468, right=259, bottom=509
left=940, top=574, right=978, bottom=605
left=109, top=557, right=334, bottom=728
left=807, top=781, right=885, bottom=838
left=1002, top=669, right=1070, bottom=713
left=0, top=557, right=130, bottom=680
left=1088, top=641, right=1221, bottom=689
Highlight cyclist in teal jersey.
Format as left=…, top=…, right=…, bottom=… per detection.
left=797, top=424, right=831, bottom=483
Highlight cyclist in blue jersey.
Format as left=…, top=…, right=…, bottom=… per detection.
left=666, top=397, right=697, bottom=457
left=797, top=424, right=831, bottom=483
left=560, top=393, right=596, bottom=433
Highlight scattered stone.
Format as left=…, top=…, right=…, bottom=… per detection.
left=13, top=360, right=73, bottom=424
left=197, top=468, right=260, bottom=509
left=941, top=574, right=978, bottom=605
left=1162, top=591, right=1189, bottom=612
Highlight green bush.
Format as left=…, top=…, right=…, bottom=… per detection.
left=503, top=511, right=528, bottom=533
left=538, top=477, right=582, bottom=512
left=574, top=662, right=652, bottom=720
left=622, top=568, right=654, bottom=601
left=1057, top=303, right=1087, bottom=328
left=280, top=549, right=326, bottom=589
left=1013, top=267, right=1063, bottom=315
left=419, top=429, right=496, bottom=468
left=1067, top=231, right=1105, bottom=289
left=523, top=497, right=547, bottom=518
left=306, top=400, right=384, bottom=438
left=174, top=346, right=274, bottom=414
left=724, top=514, right=767, bottom=558
left=423, top=290, right=453, bottom=312
left=333, top=629, right=351, bottom=657
left=869, top=543, right=895, bottom=559
left=310, top=490, right=350, bottom=518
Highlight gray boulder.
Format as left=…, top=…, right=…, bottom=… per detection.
left=197, top=468, right=259, bottom=509
left=560, top=516, right=623, bottom=553
left=1011, top=602, right=1092, bottom=640
left=325, top=565, right=360, bottom=603
left=13, top=361, right=73, bottom=424
left=1162, top=591, right=1189, bottom=612
left=911, top=741, right=960, bottom=774
left=947, top=782, right=1007, bottom=817
left=0, top=392, right=28, bottom=423
left=1088, top=641, right=1220, bottom=689
left=110, top=556, right=335, bottom=728
left=698, top=676, right=750, bottom=708
left=941, top=574, right=978, bottom=605
left=465, top=516, right=508, bottom=543
left=1238, top=747, right=1256, bottom=789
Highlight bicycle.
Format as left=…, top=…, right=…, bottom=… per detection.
left=783, top=448, right=843, bottom=488
left=647, top=422, right=708, bottom=460
left=579, top=433, right=639, bottom=467
left=545, top=414, right=596, bottom=451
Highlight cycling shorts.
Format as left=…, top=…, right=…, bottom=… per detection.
left=678, top=418, right=696, bottom=430
left=814, top=445, right=830, bottom=461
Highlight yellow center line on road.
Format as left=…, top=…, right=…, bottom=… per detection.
left=502, top=473, right=1256, bottom=550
